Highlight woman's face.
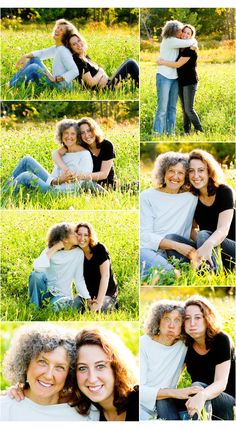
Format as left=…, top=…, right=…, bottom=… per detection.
left=64, top=228, right=80, bottom=247
left=164, top=162, right=186, bottom=193
left=76, top=345, right=115, bottom=406
left=79, top=123, right=96, bottom=146
left=76, top=226, right=90, bottom=249
left=159, top=310, right=182, bottom=342
left=62, top=126, right=78, bottom=149
left=26, top=347, right=70, bottom=405
left=184, top=305, right=207, bottom=340
left=69, top=36, right=85, bottom=56
left=181, top=27, right=193, bottom=39
left=189, top=159, right=209, bottom=191
left=53, top=24, right=66, bottom=42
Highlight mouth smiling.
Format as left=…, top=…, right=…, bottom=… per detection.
left=87, top=385, right=103, bottom=393
left=37, top=380, right=53, bottom=388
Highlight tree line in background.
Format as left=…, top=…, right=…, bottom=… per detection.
left=1, top=101, right=138, bottom=123
left=141, top=8, right=235, bottom=40
left=141, top=143, right=235, bottom=166
left=1, top=8, right=139, bottom=26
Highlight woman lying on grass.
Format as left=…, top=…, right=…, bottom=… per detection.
left=9, top=19, right=79, bottom=91
left=3, top=119, right=105, bottom=195
left=63, top=30, right=139, bottom=90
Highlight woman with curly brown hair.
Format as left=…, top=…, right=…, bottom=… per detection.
left=184, top=296, right=235, bottom=420
left=189, top=149, right=235, bottom=271
left=73, top=328, right=139, bottom=421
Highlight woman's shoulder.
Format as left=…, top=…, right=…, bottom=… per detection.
left=217, top=183, right=233, bottom=195
left=213, top=331, right=233, bottom=347
left=101, top=139, right=114, bottom=148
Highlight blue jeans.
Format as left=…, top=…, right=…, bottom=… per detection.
left=9, top=57, right=72, bottom=90
left=153, top=73, right=179, bottom=135
left=191, top=382, right=235, bottom=420
left=28, top=271, right=84, bottom=311
left=179, top=84, right=203, bottom=133
left=196, top=230, right=236, bottom=271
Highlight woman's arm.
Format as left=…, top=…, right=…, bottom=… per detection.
left=157, top=56, right=190, bottom=68
left=15, top=52, right=34, bottom=69
left=76, top=159, right=113, bottom=181
left=159, top=238, right=196, bottom=260
left=82, top=68, right=109, bottom=88
left=157, top=386, right=203, bottom=400
left=196, top=209, right=234, bottom=266
left=185, top=360, right=231, bottom=417
left=52, top=147, right=69, bottom=171
left=89, top=260, right=110, bottom=312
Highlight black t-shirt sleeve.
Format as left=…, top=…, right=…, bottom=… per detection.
left=181, top=47, right=192, bottom=58
left=95, top=242, right=110, bottom=265
left=213, top=332, right=232, bottom=365
left=217, top=185, right=234, bottom=212
left=101, top=140, right=116, bottom=161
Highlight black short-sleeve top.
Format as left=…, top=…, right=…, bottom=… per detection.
left=185, top=332, right=235, bottom=397
left=73, top=55, right=99, bottom=84
left=91, top=139, right=116, bottom=187
left=83, top=242, right=117, bottom=298
left=177, top=47, right=198, bottom=86
left=194, top=184, right=235, bottom=240
left=99, top=386, right=139, bottom=421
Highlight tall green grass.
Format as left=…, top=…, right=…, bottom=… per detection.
left=1, top=210, right=139, bottom=321
left=1, top=121, right=139, bottom=210
left=1, top=24, right=139, bottom=100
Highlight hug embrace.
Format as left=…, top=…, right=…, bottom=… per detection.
left=141, top=149, right=235, bottom=283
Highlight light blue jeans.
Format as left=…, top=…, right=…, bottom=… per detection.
left=9, top=57, right=72, bottom=89
left=28, top=271, right=84, bottom=311
left=153, top=73, right=179, bottom=135
left=3, top=155, right=105, bottom=195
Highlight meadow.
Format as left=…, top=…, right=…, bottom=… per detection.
left=1, top=120, right=139, bottom=210
left=0, top=321, right=139, bottom=390
left=140, top=41, right=235, bottom=141
left=0, top=210, right=139, bottom=321
left=1, top=23, right=139, bottom=100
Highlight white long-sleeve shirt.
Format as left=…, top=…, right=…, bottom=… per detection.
left=157, top=37, right=196, bottom=79
left=33, top=247, right=90, bottom=299
left=140, top=188, right=197, bottom=251
left=32, top=45, right=78, bottom=83
left=140, top=335, right=187, bottom=412
left=47, top=150, right=93, bottom=190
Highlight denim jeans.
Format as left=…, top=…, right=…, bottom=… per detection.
left=77, top=294, right=118, bottom=314
left=107, top=59, right=139, bottom=88
left=155, top=395, right=211, bottom=421
left=153, top=73, right=179, bottom=135
left=179, top=84, right=203, bottom=133
left=9, top=57, right=72, bottom=90
left=196, top=230, right=236, bottom=271
left=191, top=382, right=235, bottom=420
left=28, top=271, right=84, bottom=311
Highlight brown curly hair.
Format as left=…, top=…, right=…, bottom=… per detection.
left=75, top=222, right=98, bottom=249
left=77, top=117, right=104, bottom=149
left=189, top=149, right=225, bottom=196
left=73, top=328, right=138, bottom=416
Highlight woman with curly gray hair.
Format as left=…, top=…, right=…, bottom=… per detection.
left=140, top=300, right=202, bottom=420
left=140, top=151, right=198, bottom=281
left=3, top=118, right=93, bottom=195
left=153, top=20, right=197, bottom=136
left=0, top=323, right=99, bottom=421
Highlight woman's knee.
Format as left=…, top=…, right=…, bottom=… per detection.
left=29, top=271, right=47, bottom=284
left=197, top=230, right=212, bottom=245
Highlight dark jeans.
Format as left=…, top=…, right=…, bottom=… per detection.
left=77, top=294, right=118, bottom=314
left=197, top=230, right=236, bottom=271
left=107, top=59, right=139, bottom=88
left=179, top=84, right=203, bottom=133
left=165, top=233, right=196, bottom=263
left=191, top=382, right=235, bottom=420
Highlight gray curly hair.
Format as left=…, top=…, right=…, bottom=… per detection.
left=144, top=300, right=185, bottom=337
left=55, top=119, right=80, bottom=147
left=47, top=222, right=76, bottom=248
left=3, top=323, right=77, bottom=391
left=152, top=151, right=189, bottom=191
left=162, top=20, right=183, bottom=38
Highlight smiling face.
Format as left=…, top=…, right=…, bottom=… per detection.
left=25, top=347, right=70, bottom=405
left=62, top=126, right=78, bottom=149
left=189, top=159, right=209, bottom=192
left=76, top=226, right=90, bottom=250
left=53, top=23, right=66, bottom=42
left=79, top=123, right=96, bottom=147
left=164, top=162, right=186, bottom=193
left=69, top=35, right=86, bottom=56
left=159, top=310, right=182, bottom=343
left=76, top=345, right=115, bottom=407
left=184, top=305, right=207, bottom=341
left=181, top=26, right=193, bottom=39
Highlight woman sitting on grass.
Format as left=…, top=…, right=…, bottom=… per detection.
left=140, top=151, right=198, bottom=281
left=184, top=296, right=235, bottom=420
left=189, top=149, right=235, bottom=272
left=9, top=19, right=79, bottom=90
left=52, top=116, right=116, bottom=191
left=75, top=222, right=118, bottom=313
left=62, top=30, right=139, bottom=90
left=3, top=119, right=104, bottom=195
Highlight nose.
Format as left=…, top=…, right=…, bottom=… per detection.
left=87, top=368, right=98, bottom=383
left=44, top=367, right=54, bottom=380
left=168, top=319, right=174, bottom=328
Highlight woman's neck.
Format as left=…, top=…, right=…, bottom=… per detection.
left=24, top=389, right=59, bottom=405
left=100, top=398, right=125, bottom=421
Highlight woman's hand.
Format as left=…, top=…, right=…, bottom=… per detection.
left=173, top=386, right=204, bottom=400
left=15, top=54, right=30, bottom=69
left=185, top=391, right=206, bottom=417
left=88, top=298, right=102, bottom=312
left=55, top=76, right=65, bottom=82
left=175, top=242, right=197, bottom=260
left=3, top=385, right=25, bottom=401
left=196, top=243, right=214, bottom=267
left=157, top=57, right=165, bottom=65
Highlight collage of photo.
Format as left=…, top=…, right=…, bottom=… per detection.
left=0, top=6, right=235, bottom=423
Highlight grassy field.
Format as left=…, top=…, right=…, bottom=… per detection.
left=1, top=120, right=139, bottom=210
left=140, top=40, right=235, bottom=141
left=0, top=321, right=139, bottom=390
left=1, top=210, right=139, bottom=321
left=1, top=24, right=139, bottom=100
